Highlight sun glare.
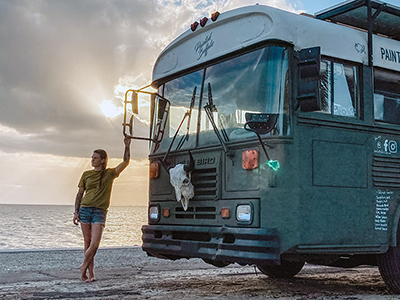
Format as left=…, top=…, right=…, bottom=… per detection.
left=99, top=100, right=123, bottom=118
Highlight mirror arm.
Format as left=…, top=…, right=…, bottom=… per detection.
left=243, top=124, right=271, bottom=161
left=124, top=134, right=157, bottom=142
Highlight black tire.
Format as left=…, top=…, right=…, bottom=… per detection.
left=377, top=246, right=400, bottom=293
left=257, top=260, right=305, bottom=278
left=202, top=258, right=230, bottom=268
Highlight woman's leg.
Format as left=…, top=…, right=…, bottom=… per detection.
left=80, top=223, right=92, bottom=281
left=79, top=224, right=104, bottom=281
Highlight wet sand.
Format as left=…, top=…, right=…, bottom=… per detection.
left=0, top=247, right=399, bottom=299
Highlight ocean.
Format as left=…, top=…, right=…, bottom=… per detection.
left=0, top=205, right=148, bottom=250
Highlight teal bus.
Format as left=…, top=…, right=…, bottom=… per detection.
left=124, top=0, right=400, bottom=292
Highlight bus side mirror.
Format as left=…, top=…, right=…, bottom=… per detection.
left=244, top=113, right=278, bottom=135
left=122, top=87, right=158, bottom=142
left=297, top=47, right=321, bottom=112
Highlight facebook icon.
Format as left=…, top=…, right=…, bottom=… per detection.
left=383, top=140, right=398, bottom=154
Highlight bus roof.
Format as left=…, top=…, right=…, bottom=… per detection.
left=152, top=2, right=400, bottom=84
left=316, top=0, right=400, bottom=41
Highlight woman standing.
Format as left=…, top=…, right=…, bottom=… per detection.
left=73, top=137, right=131, bottom=282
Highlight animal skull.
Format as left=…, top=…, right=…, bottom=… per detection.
left=169, top=154, right=195, bottom=211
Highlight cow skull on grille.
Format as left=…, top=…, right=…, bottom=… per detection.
left=169, top=153, right=195, bottom=211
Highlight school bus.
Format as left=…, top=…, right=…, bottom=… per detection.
left=123, top=0, right=400, bottom=293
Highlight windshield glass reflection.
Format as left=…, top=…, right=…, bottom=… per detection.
left=151, top=46, right=290, bottom=154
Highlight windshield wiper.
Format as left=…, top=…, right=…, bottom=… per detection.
left=176, top=87, right=197, bottom=150
left=203, top=83, right=231, bottom=156
left=163, top=87, right=197, bottom=162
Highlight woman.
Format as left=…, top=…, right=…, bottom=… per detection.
left=73, top=137, right=131, bottom=282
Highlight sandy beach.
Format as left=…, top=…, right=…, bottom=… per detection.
left=1, top=247, right=400, bottom=300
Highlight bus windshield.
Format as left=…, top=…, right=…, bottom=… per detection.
left=151, top=46, right=290, bottom=154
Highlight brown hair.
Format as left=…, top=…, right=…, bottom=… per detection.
left=94, top=149, right=108, bottom=187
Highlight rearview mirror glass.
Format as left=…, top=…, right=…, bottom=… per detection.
left=244, top=113, right=278, bottom=135
left=131, top=91, right=139, bottom=114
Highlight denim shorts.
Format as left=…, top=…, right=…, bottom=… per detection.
left=79, top=207, right=107, bottom=225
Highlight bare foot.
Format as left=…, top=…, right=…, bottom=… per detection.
left=79, top=265, right=88, bottom=281
left=88, top=271, right=96, bottom=282
left=84, top=276, right=96, bottom=283
left=88, top=266, right=96, bottom=280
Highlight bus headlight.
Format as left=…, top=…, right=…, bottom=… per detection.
left=149, top=206, right=159, bottom=221
left=236, top=204, right=252, bottom=222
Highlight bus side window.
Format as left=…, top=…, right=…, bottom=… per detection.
left=374, top=68, right=400, bottom=125
left=320, top=59, right=359, bottom=118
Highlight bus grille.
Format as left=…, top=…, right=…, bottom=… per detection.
left=175, top=206, right=216, bottom=220
left=372, top=155, right=400, bottom=188
left=191, top=168, right=217, bottom=200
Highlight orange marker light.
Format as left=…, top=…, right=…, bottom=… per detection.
left=211, top=11, right=220, bottom=22
left=242, top=150, right=259, bottom=170
left=191, top=21, right=199, bottom=31
left=200, top=17, right=208, bottom=27
left=163, top=208, right=170, bottom=218
left=221, top=208, right=230, bottom=218
left=149, top=162, right=160, bottom=178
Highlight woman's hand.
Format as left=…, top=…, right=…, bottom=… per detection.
left=73, top=211, right=80, bottom=225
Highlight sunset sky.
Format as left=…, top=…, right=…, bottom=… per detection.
left=1, top=0, right=396, bottom=206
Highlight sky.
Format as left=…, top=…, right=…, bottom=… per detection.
left=0, top=0, right=398, bottom=206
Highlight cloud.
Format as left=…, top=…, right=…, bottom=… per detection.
left=0, top=0, right=297, bottom=159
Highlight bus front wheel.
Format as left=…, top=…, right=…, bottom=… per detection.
left=378, top=245, right=400, bottom=293
left=257, top=260, right=305, bottom=278
left=202, top=258, right=230, bottom=267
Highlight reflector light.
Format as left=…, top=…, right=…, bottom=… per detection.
left=211, top=11, right=220, bottom=22
left=200, top=17, right=208, bottom=27
left=221, top=208, right=230, bottom=219
left=267, top=160, right=280, bottom=171
left=191, top=21, right=199, bottom=31
left=242, top=150, right=259, bottom=170
left=149, top=162, right=160, bottom=178
left=163, top=208, right=170, bottom=218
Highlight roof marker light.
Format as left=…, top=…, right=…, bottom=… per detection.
left=191, top=21, right=199, bottom=31
left=211, top=11, right=220, bottom=22
left=200, top=17, right=208, bottom=27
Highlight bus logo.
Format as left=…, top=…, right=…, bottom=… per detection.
left=355, top=43, right=366, bottom=54
left=194, top=32, right=215, bottom=60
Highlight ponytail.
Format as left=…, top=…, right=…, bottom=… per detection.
left=94, top=149, right=108, bottom=187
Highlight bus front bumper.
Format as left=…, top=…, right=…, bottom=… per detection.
left=142, top=225, right=280, bottom=265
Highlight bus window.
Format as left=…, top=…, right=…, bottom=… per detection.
left=199, top=46, right=290, bottom=146
left=151, top=70, right=203, bottom=153
left=374, top=68, right=400, bottom=125
left=320, top=59, right=359, bottom=118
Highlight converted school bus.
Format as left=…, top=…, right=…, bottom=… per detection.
left=123, top=0, right=400, bottom=293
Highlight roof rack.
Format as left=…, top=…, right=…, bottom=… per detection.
left=315, top=0, right=400, bottom=66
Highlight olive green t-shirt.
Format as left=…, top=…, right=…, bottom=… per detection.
left=78, top=168, right=118, bottom=211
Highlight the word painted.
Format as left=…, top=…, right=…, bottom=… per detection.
left=380, top=47, right=400, bottom=64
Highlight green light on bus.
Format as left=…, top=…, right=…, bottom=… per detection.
left=267, top=160, right=280, bottom=171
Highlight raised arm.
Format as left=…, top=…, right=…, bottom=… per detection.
left=115, top=137, right=131, bottom=175
left=73, top=187, right=85, bottom=225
